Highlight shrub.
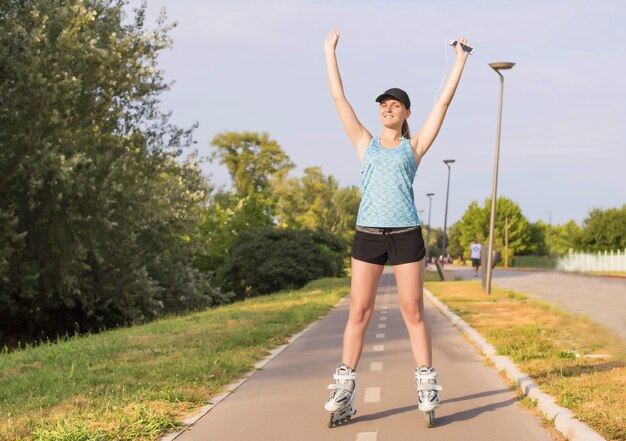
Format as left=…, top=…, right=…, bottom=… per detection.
left=222, top=228, right=346, bottom=299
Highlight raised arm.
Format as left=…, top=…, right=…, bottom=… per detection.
left=411, top=37, right=471, bottom=160
left=324, top=30, right=372, bottom=159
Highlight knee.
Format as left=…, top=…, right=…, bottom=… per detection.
left=348, top=304, right=373, bottom=327
left=400, top=301, right=424, bottom=324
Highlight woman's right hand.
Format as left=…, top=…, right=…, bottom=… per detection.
left=324, top=30, right=340, bottom=53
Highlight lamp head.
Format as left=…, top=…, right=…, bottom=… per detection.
left=489, top=62, right=515, bottom=72
left=426, top=193, right=435, bottom=197
left=443, top=159, right=456, bottom=165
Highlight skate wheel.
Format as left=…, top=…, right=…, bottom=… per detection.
left=425, top=410, right=435, bottom=427
left=328, top=413, right=334, bottom=428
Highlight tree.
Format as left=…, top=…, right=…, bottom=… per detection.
left=210, top=131, right=294, bottom=199
left=0, top=0, right=215, bottom=343
left=274, top=166, right=360, bottom=243
left=425, top=227, right=443, bottom=259
left=579, top=205, right=626, bottom=251
left=550, top=220, right=583, bottom=255
left=527, top=221, right=549, bottom=256
left=195, top=190, right=274, bottom=282
left=457, top=197, right=531, bottom=258
left=447, top=222, right=464, bottom=261
left=458, top=201, right=489, bottom=248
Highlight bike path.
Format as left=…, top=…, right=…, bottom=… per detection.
left=173, top=269, right=555, bottom=441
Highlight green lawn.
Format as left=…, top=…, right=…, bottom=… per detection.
left=0, top=277, right=350, bottom=441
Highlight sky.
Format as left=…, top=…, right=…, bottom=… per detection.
left=127, top=0, right=626, bottom=229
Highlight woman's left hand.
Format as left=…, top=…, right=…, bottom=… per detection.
left=454, top=37, right=471, bottom=59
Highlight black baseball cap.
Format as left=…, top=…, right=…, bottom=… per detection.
left=375, top=88, right=411, bottom=109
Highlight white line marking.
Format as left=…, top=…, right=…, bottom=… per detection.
left=376, top=333, right=385, bottom=339
left=356, top=432, right=377, bottom=441
left=373, top=345, right=384, bottom=352
left=378, top=324, right=386, bottom=329
left=380, top=316, right=387, bottom=320
left=370, top=361, right=383, bottom=371
left=364, top=387, right=381, bottom=403
left=382, top=305, right=389, bottom=310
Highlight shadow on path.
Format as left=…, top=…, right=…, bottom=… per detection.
left=351, top=404, right=417, bottom=424
left=436, top=397, right=518, bottom=426
left=443, top=388, right=511, bottom=404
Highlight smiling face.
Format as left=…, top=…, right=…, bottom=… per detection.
left=379, top=98, right=410, bottom=129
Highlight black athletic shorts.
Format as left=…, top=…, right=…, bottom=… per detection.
left=472, top=258, right=480, bottom=268
left=351, top=226, right=426, bottom=265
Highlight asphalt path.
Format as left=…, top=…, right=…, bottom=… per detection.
left=173, top=269, right=556, bottom=441
left=453, top=267, right=626, bottom=342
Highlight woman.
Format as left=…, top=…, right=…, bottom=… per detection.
left=323, top=30, right=470, bottom=427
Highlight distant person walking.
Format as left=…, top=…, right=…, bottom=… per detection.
left=470, top=238, right=482, bottom=277
left=322, top=30, right=470, bottom=427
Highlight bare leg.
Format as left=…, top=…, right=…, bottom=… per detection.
left=342, top=258, right=384, bottom=368
left=394, top=259, right=431, bottom=366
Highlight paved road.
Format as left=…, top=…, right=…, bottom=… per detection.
left=453, top=267, right=626, bottom=342
left=174, top=269, right=555, bottom=441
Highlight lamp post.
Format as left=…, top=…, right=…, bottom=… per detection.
left=426, top=193, right=435, bottom=261
left=485, top=61, right=515, bottom=294
left=441, top=160, right=455, bottom=265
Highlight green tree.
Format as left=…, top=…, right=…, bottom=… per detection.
left=332, top=185, right=361, bottom=243
left=425, top=227, right=443, bottom=259
left=274, top=166, right=360, bottom=243
left=550, top=220, right=583, bottom=255
left=0, top=0, right=215, bottom=342
left=195, top=190, right=274, bottom=282
left=447, top=222, right=464, bottom=261
left=527, top=221, right=549, bottom=256
left=210, top=131, right=294, bottom=199
left=458, top=201, right=489, bottom=248
left=457, top=197, right=531, bottom=259
left=579, top=205, right=626, bottom=251
left=196, top=131, right=294, bottom=281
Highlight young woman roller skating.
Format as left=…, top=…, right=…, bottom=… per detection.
left=323, top=30, right=470, bottom=428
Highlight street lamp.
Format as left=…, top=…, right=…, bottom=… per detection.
left=485, top=61, right=515, bottom=294
left=426, top=193, right=435, bottom=261
left=441, top=160, right=455, bottom=265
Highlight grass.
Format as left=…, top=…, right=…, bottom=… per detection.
left=0, top=277, right=351, bottom=441
left=426, top=280, right=626, bottom=441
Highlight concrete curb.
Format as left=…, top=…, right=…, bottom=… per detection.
left=424, top=289, right=607, bottom=441
left=159, top=296, right=349, bottom=441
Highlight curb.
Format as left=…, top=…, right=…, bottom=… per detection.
left=424, top=289, right=607, bottom=441
left=159, top=296, right=349, bottom=441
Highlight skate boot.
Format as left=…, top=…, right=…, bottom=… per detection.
left=324, top=363, right=357, bottom=427
left=415, top=365, right=442, bottom=427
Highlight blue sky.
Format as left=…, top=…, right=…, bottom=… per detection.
left=128, top=0, right=626, bottom=228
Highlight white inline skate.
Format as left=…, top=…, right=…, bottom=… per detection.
left=324, top=363, right=357, bottom=427
left=415, top=365, right=442, bottom=427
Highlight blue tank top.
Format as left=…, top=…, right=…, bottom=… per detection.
left=356, top=136, right=421, bottom=228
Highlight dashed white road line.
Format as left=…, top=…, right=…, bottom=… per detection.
left=379, top=316, right=387, bottom=321
left=363, top=387, right=381, bottom=403
left=377, top=324, right=386, bottom=329
left=375, top=333, right=385, bottom=339
left=355, top=432, right=377, bottom=441
left=370, top=361, right=383, bottom=371
left=373, top=344, right=384, bottom=352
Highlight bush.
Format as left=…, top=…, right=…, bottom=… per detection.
left=222, top=228, right=347, bottom=299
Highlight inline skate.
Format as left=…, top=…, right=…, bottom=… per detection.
left=415, top=365, right=442, bottom=427
left=324, top=363, right=357, bottom=427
